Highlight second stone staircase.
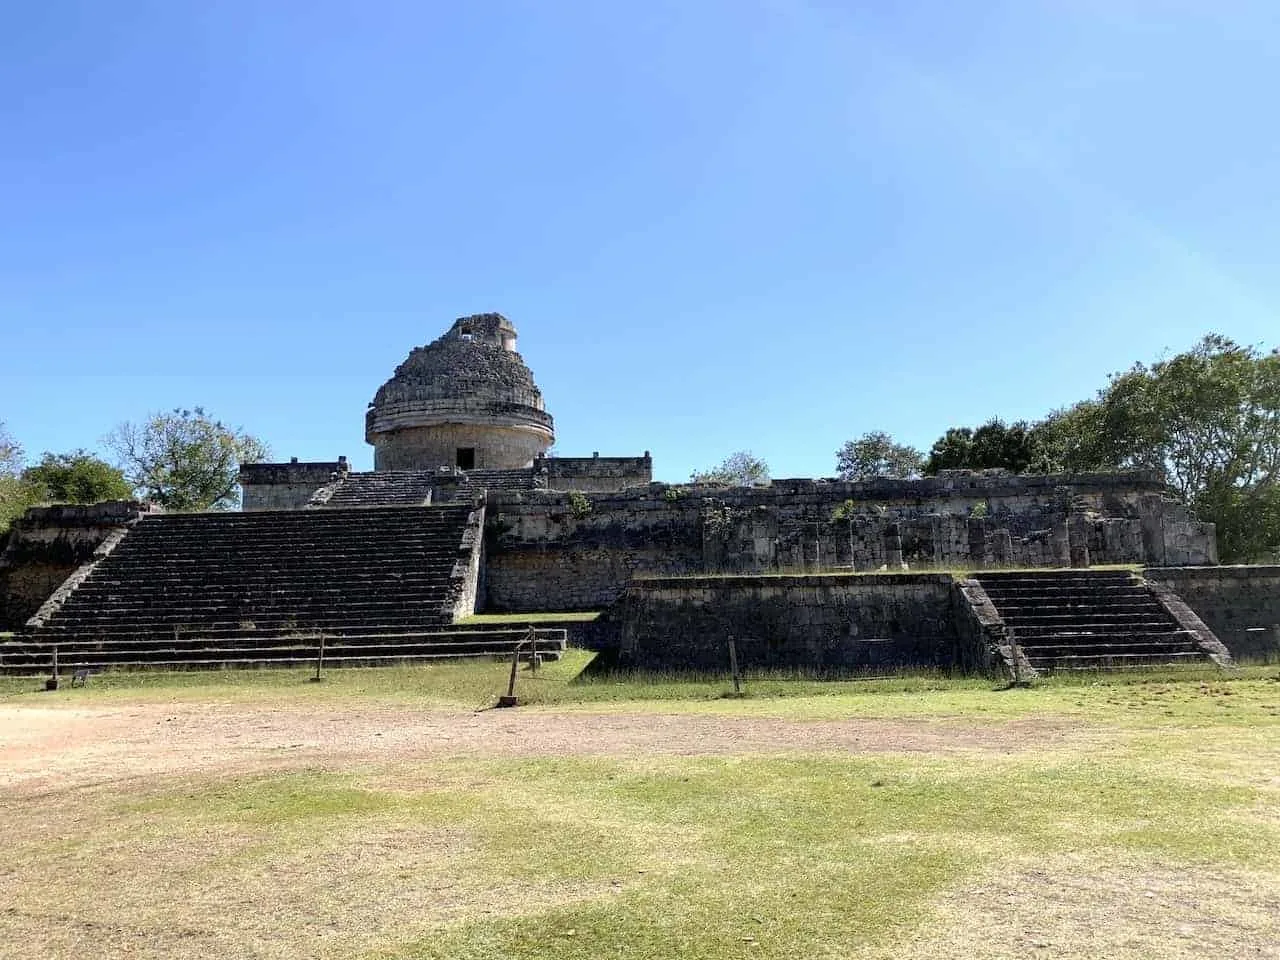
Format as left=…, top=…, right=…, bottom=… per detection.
left=974, top=569, right=1228, bottom=673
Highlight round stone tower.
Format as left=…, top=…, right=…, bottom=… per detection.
left=365, top=313, right=555, bottom=471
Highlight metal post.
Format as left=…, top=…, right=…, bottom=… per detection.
left=497, top=637, right=527, bottom=707
left=728, top=638, right=741, bottom=696
left=311, top=633, right=326, bottom=682
left=46, top=646, right=60, bottom=691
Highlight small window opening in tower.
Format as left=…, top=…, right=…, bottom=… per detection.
left=459, top=326, right=473, bottom=341
left=456, top=447, right=476, bottom=470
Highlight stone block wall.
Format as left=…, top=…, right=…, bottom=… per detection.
left=240, top=460, right=348, bottom=511
left=372, top=418, right=550, bottom=471
left=1144, top=565, right=1280, bottom=662
left=0, top=501, right=150, bottom=629
left=444, top=506, right=486, bottom=622
left=535, top=453, right=653, bottom=493
left=481, top=472, right=1216, bottom=612
left=614, top=573, right=960, bottom=671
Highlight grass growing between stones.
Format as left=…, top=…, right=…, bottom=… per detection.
left=457, top=611, right=601, bottom=624
left=1, top=665, right=1278, bottom=959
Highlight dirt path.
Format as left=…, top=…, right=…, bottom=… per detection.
left=0, top=699, right=1083, bottom=795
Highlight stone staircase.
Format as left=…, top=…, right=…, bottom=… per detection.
left=317, top=471, right=437, bottom=507
left=974, top=569, right=1227, bottom=673
left=460, top=469, right=540, bottom=492
left=314, top=468, right=539, bottom=508
left=0, top=505, right=564, bottom=673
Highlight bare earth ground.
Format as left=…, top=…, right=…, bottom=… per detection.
left=2, top=696, right=1276, bottom=959
left=0, top=701, right=1077, bottom=794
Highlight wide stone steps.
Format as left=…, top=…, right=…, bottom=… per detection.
left=1022, top=638, right=1201, bottom=657
left=4, top=504, right=489, bottom=672
left=1024, top=651, right=1208, bottom=671
left=974, top=570, right=1217, bottom=674
left=320, top=472, right=440, bottom=507
left=0, top=628, right=566, bottom=673
left=1007, top=623, right=1192, bottom=639
left=35, top=619, right=456, bottom=638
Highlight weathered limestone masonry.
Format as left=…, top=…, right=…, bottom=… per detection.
left=0, top=311, right=1242, bottom=679
left=0, top=501, right=151, bottom=630
left=615, top=574, right=965, bottom=671
left=445, top=503, right=486, bottom=623
left=240, top=458, right=349, bottom=511
left=1144, top=566, right=1280, bottom=662
left=535, top=454, right=653, bottom=493
left=614, top=569, right=1231, bottom=675
left=483, top=472, right=1217, bottom=612
left=366, top=314, right=554, bottom=471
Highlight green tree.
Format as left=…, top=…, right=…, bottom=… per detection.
left=835, top=431, right=924, bottom=480
left=1088, top=335, right=1280, bottom=561
left=0, top=421, right=40, bottom=534
left=106, top=408, right=269, bottom=511
left=1028, top=401, right=1111, bottom=474
left=690, top=451, right=770, bottom=486
left=923, top=419, right=1038, bottom=474
left=21, top=450, right=133, bottom=504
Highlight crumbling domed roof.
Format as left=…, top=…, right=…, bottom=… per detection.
left=366, top=313, right=554, bottom=440
left=370, top=314, right=544, bottom=409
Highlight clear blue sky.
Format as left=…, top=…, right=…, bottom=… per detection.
left=2, top=1, right=1277, bottom=482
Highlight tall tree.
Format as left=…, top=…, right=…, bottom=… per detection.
left=1088, top=335, right=1280, bottom=561
left=106, top=408, right=269, bottom=511
left=1028, top=401, right=1111, bottom=474
left=0, top=423, right=20, bottom=477
left=923, top=418, right=1038, bottom=474
left=22, top=450, right=133, bottom=504
left=690, top=451, right=770, bottom=486
left=0, top=421, right=39, bottom=533
left=835, top=431, right=924, bottom=480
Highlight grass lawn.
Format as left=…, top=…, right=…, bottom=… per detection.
left=1, top=656, right=1277, bottom=959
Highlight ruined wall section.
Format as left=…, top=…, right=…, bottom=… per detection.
left=1144, top=565, right=1280, bottom=662
left=240, top=460, right=349, bottom=511
left=483, top=472, right=1216, bottom=612
left=614, top=573, right=958, bottom=671
left=535, top=453, right=653, bottom=493
left=0, top=501, right=151, bottom=629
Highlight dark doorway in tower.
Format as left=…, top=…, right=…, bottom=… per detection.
left=456, top=447, right=476, bottom=470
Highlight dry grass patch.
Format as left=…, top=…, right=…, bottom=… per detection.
left=886, top=854, right=1280, bottom=960
left=0, top=772, right=633, bottom=960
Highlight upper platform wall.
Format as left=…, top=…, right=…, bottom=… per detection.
left=535, top=453, right=653, bottom=493
left=482, top=470, right=1218, bottom=610
left=239, top=459, right=349, bottom=511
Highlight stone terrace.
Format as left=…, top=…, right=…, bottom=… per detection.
left=0, top=505, right=573, bottom=673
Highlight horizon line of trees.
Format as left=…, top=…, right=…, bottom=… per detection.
left=693, top=334, right=1279, bottom=563
left=1, top=408, right=269, bottom=535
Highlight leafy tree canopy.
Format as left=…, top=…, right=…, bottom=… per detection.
left=1087, top=334, right=1280, bottom=562
left=918, top=335, right=1279, bottom=562
left=923, top=419, right=1039, bottom=475
left=690, top=451, right=770, bottom=486
left=22, top=450, right=133, bottom=505
left=0, top=421, right=39, bottom=534
left=106, top=408, right=269, bottom=511
left=835, top=431, right=924, bottom=481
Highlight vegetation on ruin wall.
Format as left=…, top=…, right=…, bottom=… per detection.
left=690, top=450, right=770, bottom=485
left=2, top=660, right=1278, bottom=959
